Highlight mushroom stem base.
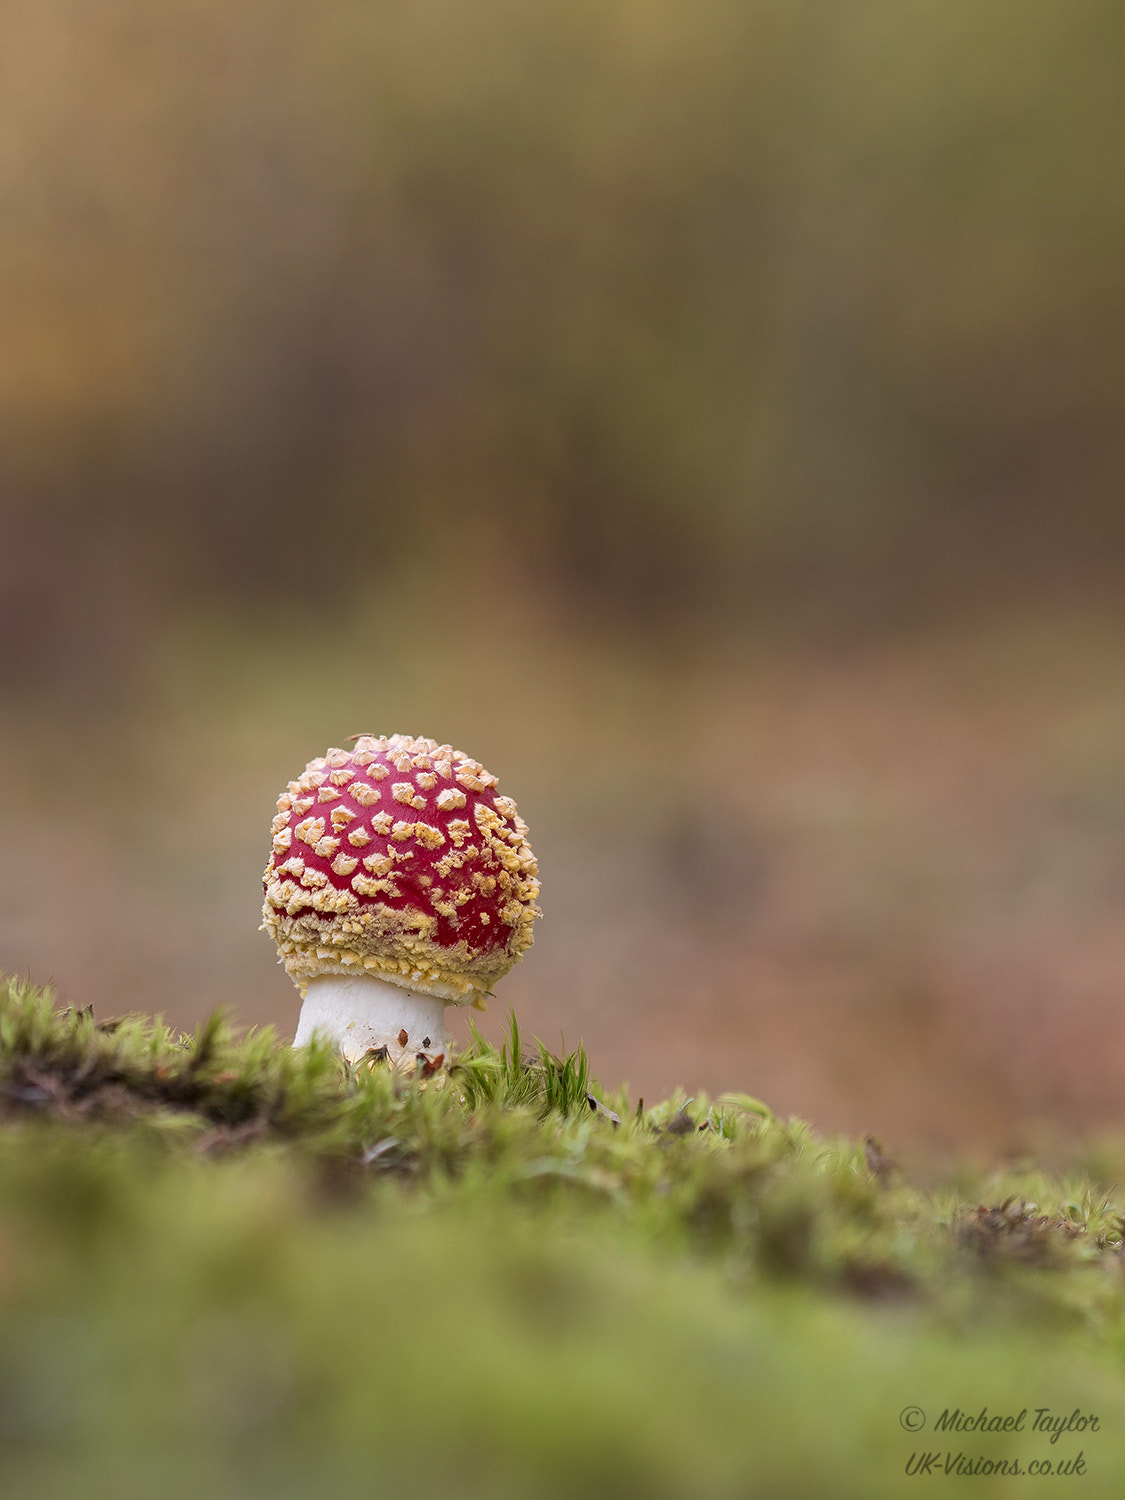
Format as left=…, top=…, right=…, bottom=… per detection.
left=293, top=975, right=447, bottom=1063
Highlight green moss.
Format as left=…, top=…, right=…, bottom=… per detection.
left=3, top=975, right=1125, bottom=1497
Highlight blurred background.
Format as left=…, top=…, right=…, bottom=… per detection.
left=2, top=0, right=1124, bottom=1157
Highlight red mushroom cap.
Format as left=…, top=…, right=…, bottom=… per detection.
left=262, top=734, right=540, bottom=1003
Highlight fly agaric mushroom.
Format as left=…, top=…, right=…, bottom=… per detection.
left=261, top=734, right=540, bottom=1063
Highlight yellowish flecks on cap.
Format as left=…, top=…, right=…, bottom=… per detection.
left=392, top=783, right=416, bottom=806
left=270, top=812, right=288, bottom=836
left=264, top=733, right=541, bottom=1003
left=294, top=816, right=326, bottom=848
left=280, top=856, right=305, bottom=878
left=264, top=885, right=529, bottom=1000
left=268, top=877, right=348, bottom=914
left=473, top=803, right=501, bottom=832
left=317, top=785, right=340, bottom=802
left=433, top=845, right=478, bottom=878
left=480, top=912, right=490, bottom=925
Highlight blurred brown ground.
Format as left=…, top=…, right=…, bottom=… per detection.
left=2, top=0, right=1125, bottom=1157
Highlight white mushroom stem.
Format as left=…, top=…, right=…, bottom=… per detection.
left=293, top=974, right=447, bottom=1064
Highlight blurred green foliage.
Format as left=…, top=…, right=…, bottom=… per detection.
left=6, top=978, right=1125, bottom=1495
left=2, top=0, right=1124, bottom=697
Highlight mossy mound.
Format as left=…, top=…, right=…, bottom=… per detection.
left=3, top=976, right=1125, bottom=1498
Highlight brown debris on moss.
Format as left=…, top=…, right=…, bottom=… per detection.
left=955, top=1197, right=1085, bottom=1266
